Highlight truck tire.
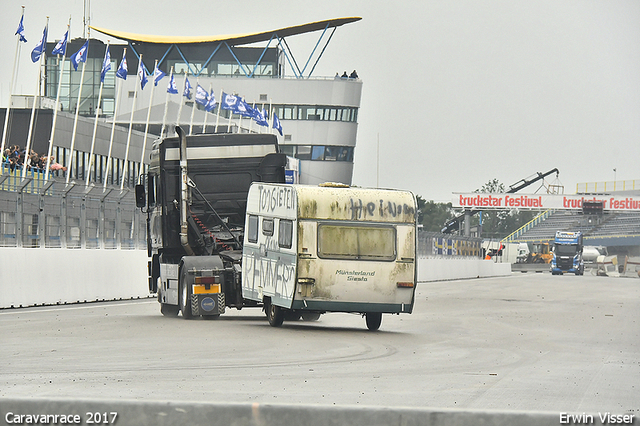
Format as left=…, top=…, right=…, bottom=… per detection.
left=179, top=267, right=194, bottom=319
left=365, top=313, right=382, bottom=331
left=266, top=299, right=284, bottom=327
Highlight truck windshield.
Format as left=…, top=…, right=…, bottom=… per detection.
left=317, top=224, right=396, bottom=261
left=556, top=244, right=578, bottom=256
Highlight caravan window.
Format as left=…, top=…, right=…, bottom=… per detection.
left=278, top=219, right=293, bottom=249
left=317, top=224, right=396, bottom=261
left=262, top=218, right=274, bottom=236
left=247, top=215, right=258, bottom=243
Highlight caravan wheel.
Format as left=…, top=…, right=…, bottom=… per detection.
left=365, top=313, right=382, bottom=331
left=266, top=300, right=285, bottom=327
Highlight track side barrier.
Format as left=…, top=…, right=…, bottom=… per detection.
left=0, top=398, right=572, bottom=426
left=622, top=256, right=640, bottom=278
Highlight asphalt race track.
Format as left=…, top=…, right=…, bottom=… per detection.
left=1, top=273, right=638, bottom=416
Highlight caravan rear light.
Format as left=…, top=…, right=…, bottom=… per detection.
left=397, top=282, right=414, bottom=288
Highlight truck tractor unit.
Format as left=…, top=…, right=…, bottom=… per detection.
left=136, top=127, right=418, bottom=330
left=551, top=231, right=584, bottom=275
left=136, top=127, right=287, bottom=318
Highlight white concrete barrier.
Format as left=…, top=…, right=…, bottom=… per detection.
left=0, top=397, right=568, bottom=426
left=418, top=257, right=511, bottom=282
left=0, top=248, right=150, bottom=308
left=0, top=248, right=510, bottom=309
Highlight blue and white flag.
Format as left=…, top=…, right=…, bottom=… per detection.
left=235, top=98, right=254, bottom=118
left=183, top=78, right=192, bottom=99
left=115, top=51, right=128, bottom=80
left=221, top=92, right=238, bottom=111
left=272, top=113, right=283, bottom=136
left=100, top=46, right=111, bottom=83
left=153, top=65, right=166, bottom=86
left=15, top=16, right=27, bottom=43
left=138, top=60, right=148, bottom=90
left=205, top=91, right=217, bottom=112
left=195, top=84, right=208, bottom=106
left=167, top=73, right=178, bottom=94
left=31, top=26, right=47, bottom=62
left=253, top=108, right=269, bottom=127
left=51, top=30, right=68, bottom=56
left=70, top=40, right=89, bottom=71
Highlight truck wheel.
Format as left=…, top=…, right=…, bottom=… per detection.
left=365, top=313, right=382, bottom=331
left=179, top=267, right=194, bottom=319
left=267, top=301, right=285, bottom=327
left=160, top=303, right=179, bottom=316
left=302, top=312, right=321, bottom=322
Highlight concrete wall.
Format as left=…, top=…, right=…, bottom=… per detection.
left=0, top=248, right=149, bottom=308
left=0, top=248, right=511, bottom=309
left=418, top=257, right=512, bottom=282
left=0, top=398, right=564, bottom=426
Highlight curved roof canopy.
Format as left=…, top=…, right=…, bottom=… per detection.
left=89, top=17, right=361, bottom=46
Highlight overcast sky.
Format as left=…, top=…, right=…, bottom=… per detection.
left=1, top=0, right=639, bottom=202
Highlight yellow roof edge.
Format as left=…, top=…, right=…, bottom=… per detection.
left=89, top=17, right=362, bottom=46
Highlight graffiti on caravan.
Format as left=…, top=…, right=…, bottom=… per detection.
left=349, top=198, right=416, bottom=221
left=244, top=250, right=295, bottom=295
left=259, top=185, right=295, bottom=214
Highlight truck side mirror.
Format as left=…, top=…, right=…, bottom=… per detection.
left=135, top=184, right=146, bottom=208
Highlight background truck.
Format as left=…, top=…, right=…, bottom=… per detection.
left=136, top=127, right=287, bottom=318
left=242, top=182, right=418, bottom=330
left=551, top=231, right=584, bottom=275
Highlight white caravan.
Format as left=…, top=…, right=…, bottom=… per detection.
left=242, top=183, right=418, bottom=330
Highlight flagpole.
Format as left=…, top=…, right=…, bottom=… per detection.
left=259, top=103, right=265, bottom=134
left=238, top=98, right=244, bottom=133
left=214, top=88, right=222, bottom=133
left=85, top=41, right=109, bottom=186
left=45, top=19, right=71, bottom=182
left=1, top=6, right=25, bottom=176
left=23, top=17, right=49, bottom=181
left=248, top=101, right=256, bottom=133
left=66, top=37, right=90, bottom=185
left=160, top=66, right=173, bottom=140
left=104, top=47, right=126, bottom=191
left=121, top=54, right=142, bottom=191
left=269, top=99, right=274, bottom=135
left=227, top=94, right=233, bottom=133
left=139, top=59, right=157, bottom=183
left=189, top=78, right=197, bottom=135
left=175, top=70, right=188, bottom=134
left=202, top=83, right=212, bottom=134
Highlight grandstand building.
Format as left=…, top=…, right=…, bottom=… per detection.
left=503, top=180, right=640, bottom=256
left=37, top=17, right=363, bottom=187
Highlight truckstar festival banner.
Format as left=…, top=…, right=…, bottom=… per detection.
left=452, top=193, right=640, bottom=211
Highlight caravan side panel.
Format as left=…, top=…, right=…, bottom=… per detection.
left=242, top=184, right=298, bottom=308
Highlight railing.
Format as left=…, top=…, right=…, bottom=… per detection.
left=418, top=230, right=482, bottom=258
left=577, top=180, right=639, bottom=193
left=0, top=168, right=146, bottom=250
left=501, top=210, right=553, bottom=242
